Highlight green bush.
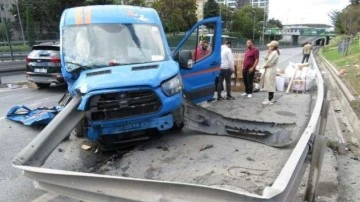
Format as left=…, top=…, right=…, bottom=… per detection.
left=0, top=44, right=31, bottom=52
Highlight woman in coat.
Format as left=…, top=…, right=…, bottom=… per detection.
left=261, top=40, right=280, bottom=105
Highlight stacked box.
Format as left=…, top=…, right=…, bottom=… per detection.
left=231, top=77, right=245, bottom=92
left=234, top=53, right=244, bottom=79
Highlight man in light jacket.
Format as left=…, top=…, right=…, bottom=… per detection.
left=217, top=41, right=235, bottom=100
left=302, top=42, right=312, bottom=63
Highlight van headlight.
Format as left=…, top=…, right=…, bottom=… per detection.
left=161, top=74, right=182, bottom=96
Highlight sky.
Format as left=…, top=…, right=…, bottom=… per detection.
left=268, top=0, right=350, bottom=25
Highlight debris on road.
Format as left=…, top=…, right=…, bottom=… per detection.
left=81, top=144, right=92, bottom=150
left=6, top=105, right=63, bottom=126
left=156, top=146, right=169, bottom=151
left=200, top=144, right=213, bottom=151
left=246, top=157, right=255, bottom=161
left=7, top=84, right=20, bottom=89
left=350, top=156, right=359, bottom=161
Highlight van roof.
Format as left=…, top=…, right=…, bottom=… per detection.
left=61, top=5, right=160, bottom=26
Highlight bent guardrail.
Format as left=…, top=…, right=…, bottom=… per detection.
left=12, top=52, right=327, bottom=201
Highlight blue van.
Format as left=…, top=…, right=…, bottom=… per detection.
left=60, top=5, right=221, bottom=142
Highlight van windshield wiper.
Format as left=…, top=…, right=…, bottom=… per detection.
left=65, top=62, right=104, bottom=71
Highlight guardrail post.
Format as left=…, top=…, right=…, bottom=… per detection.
left=304, top=93, right=330, bottom=202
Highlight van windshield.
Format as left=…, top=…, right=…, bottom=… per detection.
left=62, top=24, right=166, bottom=72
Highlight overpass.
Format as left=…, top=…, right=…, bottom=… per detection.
left=264, top=23, right=335, bottom=46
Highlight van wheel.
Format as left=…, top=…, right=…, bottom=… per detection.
left=172, top=122, right=184, bottom=132
left=36, top=83, right=51, bottom=89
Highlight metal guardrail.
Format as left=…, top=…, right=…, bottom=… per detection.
left=0, top=51, right=29, bottom=61
left=12, top=52, right=327, bottom=201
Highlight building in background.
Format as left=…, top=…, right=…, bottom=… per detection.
left=216, top=0, right=238, bottom=9
left=196, top=0, right=207, bottom=21
left=250, top=0, right=269, bottom=10
left=236, top=0, right=250, bottom=8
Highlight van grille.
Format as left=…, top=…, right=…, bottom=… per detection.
left=87, top=90, right=161, bottom=121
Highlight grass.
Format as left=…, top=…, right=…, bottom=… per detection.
left=322, top=36, right=360, bottom=95
left=322, top=35, right=360, bottom=119
left=0, top=44, right=31, bottom=52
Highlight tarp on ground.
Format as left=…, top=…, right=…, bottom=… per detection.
left=6, top=105, right=63, bottom=126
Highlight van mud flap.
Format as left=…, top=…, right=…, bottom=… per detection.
left=184, top=99, right=294, bottom=147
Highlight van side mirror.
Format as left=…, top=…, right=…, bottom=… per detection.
left=174, top=50, right=193, bottom=69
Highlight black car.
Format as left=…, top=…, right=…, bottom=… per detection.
left=26, top=42, right=64, bottom=88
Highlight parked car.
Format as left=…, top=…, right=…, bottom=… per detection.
left=25, top=42, right=64, bottom=88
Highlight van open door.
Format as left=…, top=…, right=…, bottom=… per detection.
left=173, top=17, right=222, bottom=103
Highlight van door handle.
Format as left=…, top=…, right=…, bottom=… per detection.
left=210, top=61, right=219, bottom=66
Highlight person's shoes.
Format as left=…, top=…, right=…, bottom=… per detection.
left=217, top=96, right=224, bottom=101
left=226, top=96, right=235, bottom=100
left=262, top=100, right=274, bottom=105
left=241, top=93, right=248, bottom=96
left=247, top=94, right=253, bottom=98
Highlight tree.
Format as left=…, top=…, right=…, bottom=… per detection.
left=123, top=0, right=146, bottom=6
left=350, top=0, right=359, bottom=5
left=152, top=0, right=197, bottom=34
left=204, top=0, right=219, bottom=19
left=0, top=24, right=6, bottom=41
left=219, top=4, right=234, bottom=30
left=329, top=3, right=360, bottom=35
left=25, top=7, right=35, bottom=46
left=267, top=18, right=283, bottom=29
left=232, top=5, right=265, bottom=40
left=85, top=0, right=115, bottom=4
left=341, top=5, right=360, bottom=35
left=329, top=10, right=345, bottom=34
left=13, top=0, right=86, bottom=40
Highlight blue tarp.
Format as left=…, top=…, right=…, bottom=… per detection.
left=6, top=105, right=63, bottom=126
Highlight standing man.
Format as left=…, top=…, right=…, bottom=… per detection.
left=217, top=41, right=235, bottom=100
left=302, top=42, right=312, bottom=63
left=242, top=39, right=259, bottom=98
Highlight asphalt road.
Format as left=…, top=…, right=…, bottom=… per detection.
left=1, top=47, right=355, bottom=201
left=0, top=85, right=67, bottom=202
left=0, top=47, right=305, bottom=202
left=0, top=60, right=26, bottom=76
